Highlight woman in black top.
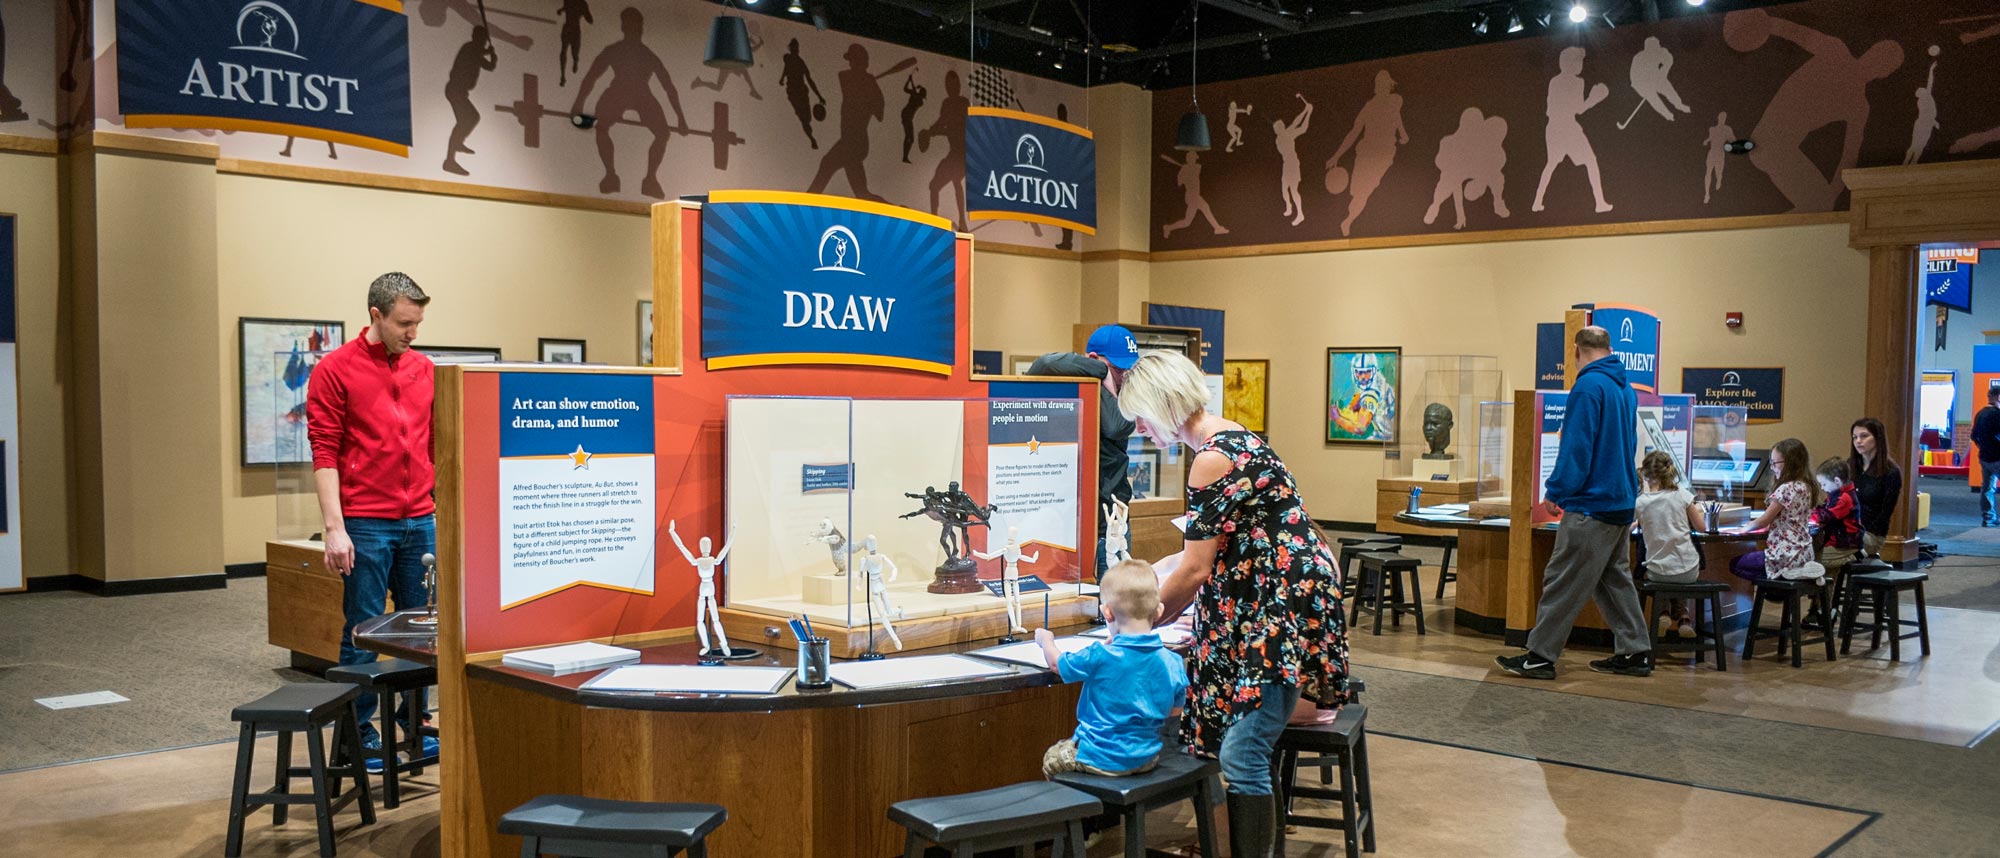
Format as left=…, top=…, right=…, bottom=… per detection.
left=1848, top=417, right=1902, bottom=555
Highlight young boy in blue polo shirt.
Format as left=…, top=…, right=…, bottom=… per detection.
left=1037, top=559, right=1189, bottom=776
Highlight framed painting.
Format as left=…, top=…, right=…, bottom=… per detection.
left=539, top=338, right=587, bottom=363
left=1011, top=354, right=1040, bottom=375
left=419, top=344, right=503, bottom=364
left=1326, top=347, right=1400, bottom=445
left=240, top=317, right=345, bottom=466
left=1127, top=450, right=1161, bottom=500
left=1223, top=359, right=1268, bottom=433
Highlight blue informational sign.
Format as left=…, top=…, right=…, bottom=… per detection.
left=983, top=574, right=1053, bottom=597
left=497, top=373, right=655, bottom=458
left=1592, top=305, right=1662, bottom=393
left=115, top=0, right=413, bottom=155
left=1924, top=260, right=1972, bottom=312
left=1535, top=322, right=1565, bottom=390
left=965, top=108, right=1097, bottom=234
left=1539, top=393, right=1568, bottom=436
left=0, top=215, right=14, bottom=344
left=701, top=191, right=956, bottom=375
left=1145, top=303, right=1225, bottom=374
left=972, top=350, right=1003, bottom=376
left=801, top=463, right=852, bottom=494
left=988, top=399, right=1082, bottom=446
left=1681, top=367, right=1785, bottom=423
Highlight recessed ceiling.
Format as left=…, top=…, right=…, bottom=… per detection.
left=716, top=0, right=1799, bottom=89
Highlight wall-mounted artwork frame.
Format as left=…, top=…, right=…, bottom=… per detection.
left=240, top=317, right=345, bottom=466
left=540, top=338, right=587, bottom=363
left=1223, top=359, right=1268, bottom=433
left=1325, top=347, right=1400, bottom=446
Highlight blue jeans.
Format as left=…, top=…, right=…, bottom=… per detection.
left=340, top=515, right=436, bottom=744
left=1982, top=460, right=2000, bottom=525
left=1217, top=682, right=1301, bottom=796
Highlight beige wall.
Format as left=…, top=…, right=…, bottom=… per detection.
left=215, top=175, right=654, bottom=565
left=2, top=152, right=72, bottom=581
left=969, top=248, right=1084, bottom=366
left=1149, top=223, right=1871, bottom=522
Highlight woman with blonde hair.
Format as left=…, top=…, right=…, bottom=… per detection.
left=1119, top=350, right=1350, bottom=858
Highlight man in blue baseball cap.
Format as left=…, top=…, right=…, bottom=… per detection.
left=1027, top=324, right=1140, bottom=573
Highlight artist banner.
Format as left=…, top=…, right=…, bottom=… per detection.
left=116, top=0, right=413, bottom=155
left=966, top=108, right=1097, bottom=234
left=701, top=190, right=956, bottom=375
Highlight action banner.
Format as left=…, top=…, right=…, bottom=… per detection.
left=701, top=191, right=956, bottom=375
left=985, top=399, right=1082, bottom=553
left=496, top=373, right=655, bottom=609
left=966, top=108, right=1097, bottom=234
left=115, top=0, right=413, bottom=156
left=0, top=216, right=18, bottom=592
left=1681, top=367, right=1784, bottom=424
left=1592, top=305, right=1662, bottom=393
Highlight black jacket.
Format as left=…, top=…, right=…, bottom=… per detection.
left=1025, top=352, right=1134, bottom=520
left=1975, top=405, right=2000, bottom=463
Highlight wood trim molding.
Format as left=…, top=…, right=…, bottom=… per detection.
left=1845, top=158, right=2000, bottom=248
left=216, top=157, right=652, bottom=216
left=650, top=202, right=686, bottom=370
left=1081, top=248, right=1152, bottom=263
left=89, top=131, right=221, bottom=161
left=1147, top=211, right=1848, bottom=262
left=0, top=133, right=58, bottom=156
left=972, top=239, right=1081, bottom=261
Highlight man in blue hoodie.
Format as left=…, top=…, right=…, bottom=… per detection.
left=1498, top=326, right=1654, bottom=679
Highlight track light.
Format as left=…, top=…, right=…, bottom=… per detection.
left=1569, top=3, right=1588, bottom=23
left=1176, top=2, right=1211, bottom=152
left=1472, top=13, right=1489, bottom=34
left=810, top=4, right=830, bottom=30
left=786, top=1, right=804, bottom=13
left=1259, top=36, right=1272, bottom=60
left=1686, top=0, right=1706, bottom=5
left=1507, top=11, right=1524, bottom=32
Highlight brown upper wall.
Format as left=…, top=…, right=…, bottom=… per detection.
left=1149, top=0, right=2000, bottom=251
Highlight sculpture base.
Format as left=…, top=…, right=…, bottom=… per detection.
left=926, top=557, right=985, bottom=594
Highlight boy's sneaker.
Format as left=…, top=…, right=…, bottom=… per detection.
left=360, top=742, right=386, bottom=774
left=1588, top=652, right=1654, bottom=677
left=1495, top=652, right=1557, bottom=680
left=1676, top=619, right=1696, bottom=639
left=421, top=735, right=441, bottom=758
left=1656, top=614, right=1676, bottom=638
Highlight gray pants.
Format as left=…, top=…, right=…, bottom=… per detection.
left=1527, top=511, right=1651, bottom=659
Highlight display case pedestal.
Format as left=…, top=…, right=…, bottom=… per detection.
left=926, top=558, right=985, bottom=594
left=719, top=596, right=1098, bottom=659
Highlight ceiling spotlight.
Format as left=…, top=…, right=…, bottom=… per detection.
left=1507, top=12, right=1524, bottom=32
left=1259, top=36, right=1272, bottom=60
left=1569, top=3, right=1588, bottom=23
left=1053, top=55, right=1064, bottom=69
left=810, top=5, right=830, bottom=30
left=786, top=1, right=804, bottom=12
left=1686, top=0, right=1706, bottom=5
left=1472, top=13, right=1489, bottom=35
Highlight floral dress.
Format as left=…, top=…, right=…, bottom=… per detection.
left=1762, top=481, right=1815, bottom=575
left=1179, top=431, right=1352, bottom=754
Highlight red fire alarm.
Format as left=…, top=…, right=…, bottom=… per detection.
left=1725, top=312, right=1744, bottom=329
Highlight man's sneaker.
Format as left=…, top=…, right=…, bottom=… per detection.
left=360, top=742, right=386, bottom=774
left=1495, top=652, right=1557, bottom=680
left=1589, top=652, right=1654, bottom=677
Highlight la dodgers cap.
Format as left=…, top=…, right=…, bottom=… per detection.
left=1086, top=324, right=1140, bottom=370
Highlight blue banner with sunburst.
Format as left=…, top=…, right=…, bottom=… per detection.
left=700, top=191, right=957, bottom=375
left=966, top=108, right=1097, bottom=235
left=116, top=0, right=412, bottom=156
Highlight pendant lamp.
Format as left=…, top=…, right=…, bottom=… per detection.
left=705, top=4, right=755, bottom=69
left=1174, top=2, right=1210, bottom=151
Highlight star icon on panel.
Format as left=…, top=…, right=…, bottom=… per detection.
left=570, top=444, right=592, bottom=469
left=1027, top=436, right=1041, bottom=455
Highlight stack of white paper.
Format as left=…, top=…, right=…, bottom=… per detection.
left=579, top=665, right=792, bottom=695
left=500, top=642, right=643, bottom=673
left=970, top=636, right=1099, bottom=669
left=826, top=655, right=1012, bottom=690
left=1078, top=626, right=1194, bottom=646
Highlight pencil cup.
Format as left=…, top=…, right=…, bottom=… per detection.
left=797, top=638, right=832, bottom=690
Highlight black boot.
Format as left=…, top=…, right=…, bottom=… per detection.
left=1227, top=793, right=1276, bottom=858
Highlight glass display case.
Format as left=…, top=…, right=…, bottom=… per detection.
left=1475, top=399, right=1513, bottom=512
left=723, top=394, right=1091, bottom=631
left=272, top=350, right=333, bottom=541
left=1380, top=355, right=1503, bottom=481
left=1688, top=403, right=1755, bottom=505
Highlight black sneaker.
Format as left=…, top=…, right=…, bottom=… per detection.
left=1588, top=652, right=1654, bottom=677
left=1495, top=652, right=1557, bottom=680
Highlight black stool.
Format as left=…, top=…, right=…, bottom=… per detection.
left=1338, top=542, right=1401, bottom=605
left=1336, top=535, right=1403, bottom=548
left=1840, top=569, right=1932, bottom=661
left=1273, top=705, right=1375, bottom=858
left=1051, top=753, right=1221, bottom=858
left=1743, top=577, right=1836, bottom=667
left=1353, top=552, right=1425, bottom=635
left=889, top=781, right=1100, bottom=858
left=325, top=657, right=439, bottom=809
left=1434, top=535, right=1458, bottom=598
left=225, top=683, right=376, bottom=858
left=1637, top=579, right=1731, bottom=670
left=500, top=794, right=726, bottom=857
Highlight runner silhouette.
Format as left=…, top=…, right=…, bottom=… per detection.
left=1326, top=70, right=1408, bottom=237
left=899, top=74, right=927, bottom=163
left=1274, top=94, right=1313, bottom=227
left=442, top=25, right=498, bottom=177
left=1160, top=151, right=1227, bottom=238
left=1724, top=8, right=1900, bottom=212
left=807, top=43, right=888, bottom=202
left=693, top=26, right=763, bottom=99
left=920, top=70, right=966, bottom=229
left=556, top=0, right=593, bottom=87
left=570, top=7, right=686, bottom=199
left=1702, top=112, right=1733, bottom=204
left=1531, top=47, right=1614, bottom=214
left=780, top=39, right=826, bottom=149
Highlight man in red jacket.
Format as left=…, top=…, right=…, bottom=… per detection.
left=306, top=272, right=436, bottom=764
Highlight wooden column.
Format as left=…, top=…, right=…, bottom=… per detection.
left=1862, top=245, right=1920, bottom=562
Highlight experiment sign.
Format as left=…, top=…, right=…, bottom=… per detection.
left=115, top=0, right=413, bottom=156
left=1681, top=367, right=1784, bottom=424
left=496, top=373, right=656, bottom=609
left=985, top=399, right=1082, bottom=553
left=1592, top=305, right=1661, bottom=393
left=701, top=191, right=956, bottom=375
left=966, top=108, right=1097, bottom=234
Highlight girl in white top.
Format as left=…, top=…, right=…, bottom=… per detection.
left=1634, top=451, right=1705, bottom=637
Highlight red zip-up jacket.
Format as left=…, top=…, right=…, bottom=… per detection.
left=306, top=330, right=437, bottom=520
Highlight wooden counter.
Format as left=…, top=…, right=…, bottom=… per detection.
left=265, top=539, right=348, bottom=668
left=1374, top=476, right=1481, bottom=536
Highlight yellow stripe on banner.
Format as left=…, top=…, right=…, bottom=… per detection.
left=353, top=0, right=404, bottom=11
left=707, top=352, right=952, bottom=376
left=123, top=115, right=410, bottom=157
left=500, top=580, right=655, bottom=611
left=968, top=107, right=1094, bottom=139
left=968, top=210, right=1097, bottom=235
left=706, top=190, right=953, bottom=231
